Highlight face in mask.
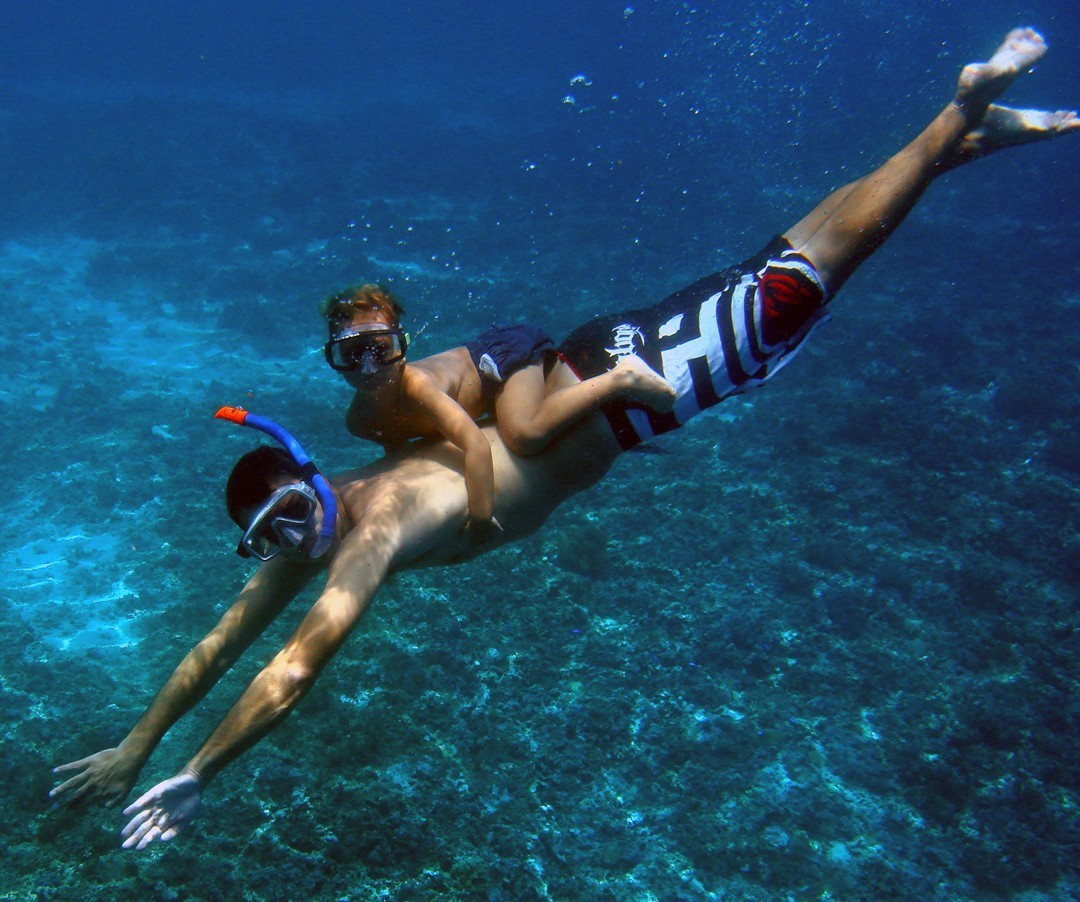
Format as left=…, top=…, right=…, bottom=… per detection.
left=236, top=483, right=319, bottom=561
left=324, top=323, right=408, bottom=378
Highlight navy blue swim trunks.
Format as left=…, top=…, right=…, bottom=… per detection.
left=557, top=236, right=829, bottom=449
left=466, top=324, right=555, bottom=389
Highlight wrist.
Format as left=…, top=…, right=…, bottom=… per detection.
left=117, top=735, right=154, bottom=764
left=180, top=764, right=208, bottom=788
left=465, top=514, right=503, bottom=536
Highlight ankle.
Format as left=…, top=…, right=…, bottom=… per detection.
left=603, top=365, right=636, bottom=398
left=950, top=95, right=985, bottom=127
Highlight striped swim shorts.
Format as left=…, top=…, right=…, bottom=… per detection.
left=557, top=236, right=829, bottom=449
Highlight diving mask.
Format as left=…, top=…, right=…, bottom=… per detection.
left=325, top=322, right=408, bottom=373
left=237, top=482, right=319, bottom=560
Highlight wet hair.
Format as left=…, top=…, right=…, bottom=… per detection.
left=225, top=446, right=303, bottom=527
left=322, top=284, right=404, bottom=333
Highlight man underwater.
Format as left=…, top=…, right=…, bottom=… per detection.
left=50, top=27, right=1078, bottom=848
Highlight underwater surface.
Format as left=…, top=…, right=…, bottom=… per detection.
left=2, top=1, right=1079, bottom=898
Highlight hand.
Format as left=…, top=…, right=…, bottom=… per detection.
left=464, top=515, right=504, bottom=544
left=120, top=773, right=202, bottom=850
left=50, top=747, right=142, bottom=809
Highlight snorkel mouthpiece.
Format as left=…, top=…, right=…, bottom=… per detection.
left=215, top=406, right=337, bottom=558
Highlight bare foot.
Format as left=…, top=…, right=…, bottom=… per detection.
left=945, top=104, right=1080, bottom=167
left=955, top=27, right=1047, bottom=113
left=613, top=355, right=677, bottom=412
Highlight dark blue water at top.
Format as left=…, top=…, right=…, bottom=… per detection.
left=2, top=2, right=1078, bottom=898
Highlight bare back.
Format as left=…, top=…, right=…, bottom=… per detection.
left=332, top=358, right=623, bottom=573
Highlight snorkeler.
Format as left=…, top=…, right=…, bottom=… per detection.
left=322, top=284, right=675, bottom=535
left=50, top=27, right=1076, bottom=849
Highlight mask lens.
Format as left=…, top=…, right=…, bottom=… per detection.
left=244, top=524, right=279, bottom=560
left=274, top=522, right=309, bottom=551
left=325, top=328, right=405, bottom=372
left=237, top=485, right=318, bottom=560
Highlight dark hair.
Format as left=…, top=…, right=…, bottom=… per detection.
left=225, top=446, right=302, bottom=527
left=322, top=284, right=404, bottom=333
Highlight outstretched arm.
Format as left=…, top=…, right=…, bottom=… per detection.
left=120, top=527, right=399, bottom=849
left=50, top=557, right=315, bottom=809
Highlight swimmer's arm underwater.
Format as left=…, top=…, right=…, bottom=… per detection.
left=119, top=531, right=396, bottom=849
left=405, top=369, right=497, bottom=527
left=50, top=557, right=315, bottom=809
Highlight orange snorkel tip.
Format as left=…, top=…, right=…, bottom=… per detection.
left=215, top=406, right=249, bottom=425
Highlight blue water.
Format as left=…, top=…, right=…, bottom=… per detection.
left=4, top=2, right=1078, bottom=898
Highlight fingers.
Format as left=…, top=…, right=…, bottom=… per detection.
left=49, top=772, right=86, bottom=800
left=50, top=787, right=88, bottom=808
left=135, top=826, right=163, bottom=851
left=120, top=806, right=153, bottom=840
left=50, top=779, right=123, bottom=810
left=50, top=751, right=125, bottom=809
left=121, top=815, right=163, bottom=851
left=116, top=776, right=198, bottom=850
left=52, top=756, right=95, bottom=774
left=120, top=804, right=165, bottom=847
left=122, top=787, right=162, bottom=817
left=120, top=805, right=182, bottom=850
left=49, top=773, right=102, bottom=809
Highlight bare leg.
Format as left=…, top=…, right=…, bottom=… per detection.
left=780, top=179, right=862, bottom=250
left=788, top=105, right=1078, bottom=243
left=787, top=105, right=1078, bottom=246
left=496, top=357, right=675, bottom=456
left=785, top=27, right=1053, bottom=295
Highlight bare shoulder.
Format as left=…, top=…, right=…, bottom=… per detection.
left=409, top=347, right=466, bottom=384
left=334, top=457, right=470, bottom=570
left=415, top=346, right=491, bottom=416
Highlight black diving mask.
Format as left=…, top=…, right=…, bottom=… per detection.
left=325, top=323, right=408, bottom=373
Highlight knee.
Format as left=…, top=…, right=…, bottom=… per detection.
left=499, top=423, right=546, bottom=457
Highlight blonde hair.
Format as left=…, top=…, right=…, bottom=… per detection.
left=322, top=284, right=404, bottom=331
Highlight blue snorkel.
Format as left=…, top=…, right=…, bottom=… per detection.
left=215, top=406, right=338, bottom=559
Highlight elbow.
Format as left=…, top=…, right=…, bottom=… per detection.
left=192, top=633, right=241, bottom=684
left=282, top=661, right=318, bottom=698
left=265, top=657, right=319, bottom=710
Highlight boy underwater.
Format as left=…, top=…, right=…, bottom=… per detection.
left=322, top=284, right=676, bottom=535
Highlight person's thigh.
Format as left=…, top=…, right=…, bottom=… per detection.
left=493, top=363, right=547, bottom=433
